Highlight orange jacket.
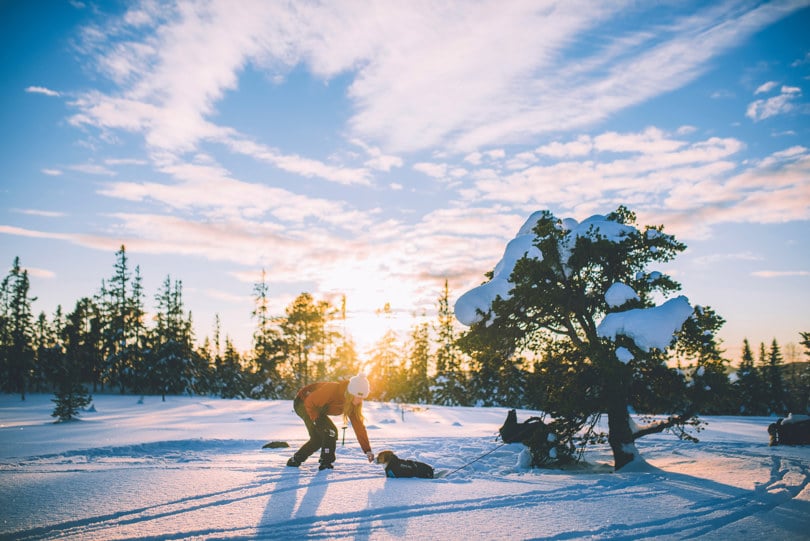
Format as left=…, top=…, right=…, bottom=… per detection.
left=296, top=381, right=371, bottom=453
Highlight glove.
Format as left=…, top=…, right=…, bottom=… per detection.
left=366, top=451, right=374, bottom=463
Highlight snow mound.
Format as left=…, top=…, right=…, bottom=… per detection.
left=597, top=296, right=693, bottom=351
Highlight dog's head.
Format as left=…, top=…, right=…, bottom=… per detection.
left=375, top=450, right=397, bottom=465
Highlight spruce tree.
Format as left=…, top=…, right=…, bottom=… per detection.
left=150, top=276, right=194, bottom=400
left=432, top=280, right=467, bottom=406
left=51, top=382, right=92, bottom=422
left=280, top=293, right=328, bottom=388
left=676, top=306, right=732, bottom=414
left=102, top=246, right=131, bottom=393
left=219, top=336, right=245, bottom=398
left=3, top=258, right=37, bottom=400
left=368, top=329, right=402, bottom=401
left=765, top=339, right=787, bottom=415
left=407, top=321, right=431, bottom=404
left=249, top=269, right=285, bottom=398
left=736, top=339, right=767, bottom=415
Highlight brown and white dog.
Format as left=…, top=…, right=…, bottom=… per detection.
left=375, top=450, right=435, bottom=479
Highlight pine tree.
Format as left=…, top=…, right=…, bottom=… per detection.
left=765, top=339, right=787, bottom=415
left=735, top=339, right=767, bottom=415
left=676, top=306, right=733, bottom=414
left=325, top=294, right=362, bottom=384
left=2, top=258, right=37, bottom=400
left=149, top=276, right=194, bottom=400
left=432, top=280, right=467, bottom=406
left=247, top=270, right=282, bottom=397
left=50, top=324, right=92, bottom=425
left=126, top=265, right=148, bottom=393
left=54, top=298, right=100, bottom=420
left=368, top=328, right=403, bottom=401
left=51, top=382, right=92, bottom=422
left=0, top=271, right=9, bottom=391
left=329, top=339, right=360, bottom=382
left=219, top=336, right=245, bottom=398
left=101, top=246, right=132, bottom=393
left=32, top=308, right=67, bottom=393
left=280, top=293, right=329, bottom=388
left=457, top=207, right=710, bottom=470
left=407, top=321, right=431, bottom=404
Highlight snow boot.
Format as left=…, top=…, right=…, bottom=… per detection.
left=286, top=457, right=301, bottom=467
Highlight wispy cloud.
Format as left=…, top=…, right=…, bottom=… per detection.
left=68, top=163, right=117, bottom=176
left=692, top=251, right=763, bottom=265
left=25, top=86, right=60, bottom=97
left=223, top=137, right=372, bottom=186
left=747, top=85, right=802, bottom=121
left=752, top=270, right=810, bottom=278
left=68, top=0, right=806, bottom=159
left=13, top=209, right=66, bottom=218
left=458, top=127, right=809, bottom=239
left=98, top=157, right=371, bottom=230
left=754, top=81, right=778, bottom=94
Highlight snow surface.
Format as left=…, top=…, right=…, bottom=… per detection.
left=2, top=394, right=809, bottom=540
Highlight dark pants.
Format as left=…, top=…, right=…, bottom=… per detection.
left=293, top=397, right=338, bottom=465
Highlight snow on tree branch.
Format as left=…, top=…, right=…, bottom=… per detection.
left=597, top=296, right=693, bottom=352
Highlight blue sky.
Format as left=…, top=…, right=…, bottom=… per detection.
left=1, top=0, right=809, bottom=361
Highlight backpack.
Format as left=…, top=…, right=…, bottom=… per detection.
left=499, top=409, right=544, bottom=444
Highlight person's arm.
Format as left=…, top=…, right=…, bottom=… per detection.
left=349, top=411, right=372, bottom=455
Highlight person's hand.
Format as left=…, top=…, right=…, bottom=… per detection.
left=366, top=451, right=374, bottom=463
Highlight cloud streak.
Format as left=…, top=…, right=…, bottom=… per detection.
left=25, top=86, right=60, bottom=97
left=69, top=0, right=808, bottom=159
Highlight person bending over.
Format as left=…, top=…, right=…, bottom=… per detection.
left=287, top=374, right=373, bottom=470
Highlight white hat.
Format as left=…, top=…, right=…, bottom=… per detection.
left=347, top=374, right=370, bottom=398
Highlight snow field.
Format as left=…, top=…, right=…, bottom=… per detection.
left=1, top=394, right=809, bottom=540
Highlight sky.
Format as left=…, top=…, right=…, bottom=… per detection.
left=1, top=0, right=809, bottom=361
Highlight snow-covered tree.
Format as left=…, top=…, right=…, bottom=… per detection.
left=149, top=276, right=195, bottom=400
left=455, top=207, right=715, bottom=470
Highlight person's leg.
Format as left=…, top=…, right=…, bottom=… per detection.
left=318, top=415, right=338, bottom=469
left=288, top=398, right=323, bottom=466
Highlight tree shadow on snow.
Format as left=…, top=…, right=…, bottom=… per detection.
left=546, top=455, right=810, bottom=539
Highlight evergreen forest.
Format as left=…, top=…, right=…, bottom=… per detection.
left=1, top=247, right=808, bottom=420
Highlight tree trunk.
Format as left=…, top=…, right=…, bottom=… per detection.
left=607, top=401, right=636, bottom=470
left=603, top=358, right=637, bottom=470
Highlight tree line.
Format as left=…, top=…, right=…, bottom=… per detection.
left=0, top=245, right=808, bottom=422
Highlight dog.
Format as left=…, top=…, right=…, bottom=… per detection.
left=375, top=450, right=435, bottom=479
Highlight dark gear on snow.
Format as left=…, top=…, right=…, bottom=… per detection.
left=768, top=416, right=810, bottom=446
left=384, top=456, right=435, bottom=478
left=499, top=408, right=544, bottom=444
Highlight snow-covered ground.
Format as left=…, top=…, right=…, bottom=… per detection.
left=1, top=394, right=808, bottom=540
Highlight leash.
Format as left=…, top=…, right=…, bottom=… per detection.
left=443, top=441, right=507, bottom=478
